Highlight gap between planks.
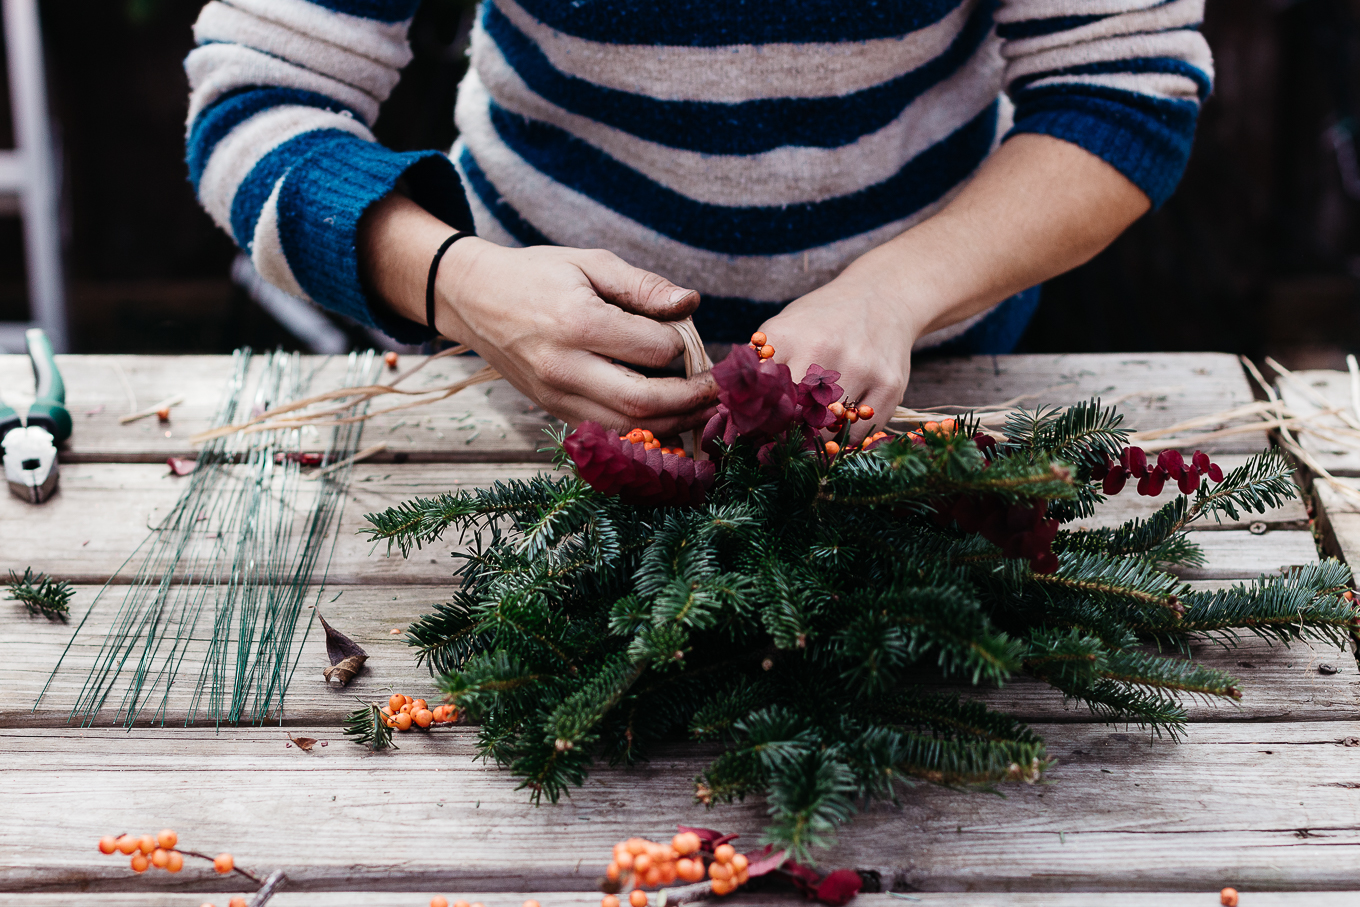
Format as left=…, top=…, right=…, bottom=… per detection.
left=2, top=723, right=1359, bottom=894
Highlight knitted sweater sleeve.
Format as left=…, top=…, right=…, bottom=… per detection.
left=996, top=0, right=1214, bottom=208
left=185, top=0, right=473, bottom=342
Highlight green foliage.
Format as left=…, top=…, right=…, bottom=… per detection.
left=7, top=568, right=73, bottom=622
left=361, top=402, right=1357, bottom=861
left=343, top=702, right=395, bottom=751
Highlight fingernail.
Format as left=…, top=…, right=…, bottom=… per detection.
left=669, top=287, right=696, bottom=305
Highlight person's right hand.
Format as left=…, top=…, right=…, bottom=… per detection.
left=435, top=238, right=718, bottom=434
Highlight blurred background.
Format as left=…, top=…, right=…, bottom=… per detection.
left=2, top=0, right=1360, bottom=366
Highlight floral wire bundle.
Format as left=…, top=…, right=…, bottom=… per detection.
left=7, top=568, right=74, bottom=622
left=362, top=346, right=1358, bottom=861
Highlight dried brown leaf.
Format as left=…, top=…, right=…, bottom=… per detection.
left=317, top=612, right=368, bottom=686
left=288, top=735, right=317, bottom=752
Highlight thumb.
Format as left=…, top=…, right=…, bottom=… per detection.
left=583, top=252, right=700, bottom=321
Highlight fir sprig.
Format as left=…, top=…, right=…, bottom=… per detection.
left=7, top=568, right=73, bottom=622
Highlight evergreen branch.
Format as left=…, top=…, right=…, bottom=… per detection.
left=343, top=702, right=395, bottom=751
left=6, top=568, right=73, bottom=622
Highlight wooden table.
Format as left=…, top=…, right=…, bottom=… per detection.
left=1, top=352, right=1357, bottom=906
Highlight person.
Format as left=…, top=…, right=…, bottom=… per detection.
left=185, top=0, right=1212, bottom=441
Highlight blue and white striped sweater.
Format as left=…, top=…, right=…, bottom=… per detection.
left=186, top=0, right=1213, bottom=346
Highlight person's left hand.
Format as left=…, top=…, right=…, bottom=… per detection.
left=755, top=263, right=921, bottom=445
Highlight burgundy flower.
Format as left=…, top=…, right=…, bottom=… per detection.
left=1193, top=450, right=1224, bottom=483
left=1157, top=449, right=1185, bottom=479
left=700, top=405, right=739, bottom=459
left=1103, top=465, right=1128, bottom=495
left=1121, top=446, right=1148, bottom=478
left=563, top=422, right=714, bottom=507
left=939, top=496, right=1060, bottom=573
left=1091, top=452, right=1114, bottom=480
left=712, top=344, right=799, bottom=438
left=1137, top=466, right=1167, bottom=497
left=795, top=364, right=843, bottom=430
left=1177, top=463, right=1201, bottom=495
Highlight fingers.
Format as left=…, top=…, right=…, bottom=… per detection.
left=580, top=250, right=701, bottom=321
left=565, top=294, right=690, bottom=369
left=543, top=352, right=719, bottom=422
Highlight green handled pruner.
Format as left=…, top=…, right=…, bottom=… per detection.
left=0, top=329, right=71, bottom=503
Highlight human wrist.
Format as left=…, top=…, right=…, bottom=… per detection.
left=432, top=235, right=496, bottom=341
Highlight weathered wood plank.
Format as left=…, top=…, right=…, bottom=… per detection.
left=5, top=896, right=1360, bottom=907
left=904, top=353, right=1269, bottom=453
left=3, top=723, right=1358, bottom=893
left=0, top=352, right=1263, bottom=464
left=9, top=585, right=1354, bottom=728
left=1312, top=477, right=1360, bottom=570
left=2, top=463, right=1316, bottom=586
left=1274, top=369, right=1360, bottom=476
left=0, top=353, right=559, bottom=464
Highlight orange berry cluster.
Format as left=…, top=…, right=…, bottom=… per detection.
left=749, top=331, right=775, bottom=360
left=618, top=428, right=690, bottom=458
left=382, top=693, right=458, bottom=732
left=705, top=843, right=750, bottom=896
left=97, top=829, right=200, bottom=875
left=199, top=900, right=248, bottom=907
left=600, top=833, right=750, bottom=905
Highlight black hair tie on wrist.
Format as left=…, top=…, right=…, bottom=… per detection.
left=426, top=232, right=474, bottom=336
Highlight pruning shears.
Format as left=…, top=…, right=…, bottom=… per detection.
left=0, top=329, right=71, bottom=503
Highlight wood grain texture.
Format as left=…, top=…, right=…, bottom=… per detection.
left=903, top=353, right=1270, bottom=453
left=3, top=723, right=1359, bottom=893
left=9, top=584, right=1354, bottom=728
left=0, top=352, right=1264, bottom=463
left=9, top=896, right=1360, bottom=907
left=1273, top=369, right=1360, bottom=476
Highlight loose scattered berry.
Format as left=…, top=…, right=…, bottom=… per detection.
left=629, top=891, right=648, bottom=907
left=130, top=853, right=149, bottom=873
left=214, top=852, right=234, bottom=874
left=157, top=407, right=171, bottom=423
left=98, top=836, right=117, bottom=855
left=1221, top=889, right=1239, bottom=907
left=166, top=851, right=184, bottom=873
left=431, top=898, right=449, bottom=907
left=157, top=829, right=178, bottom=849
left=384, top=351, right=399, bottom=370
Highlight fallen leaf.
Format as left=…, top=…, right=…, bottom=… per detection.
left=743, top=845, right=787, bottom=878
left=167, top=457, right=196, bottom=476
left=288, top=735, right=317, bottom=752
left=318, top=612, right=368, bottom=686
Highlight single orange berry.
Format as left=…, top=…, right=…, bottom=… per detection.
left=634, top=853, right=652, bottom=874
left=750, top=331, right=767, bottom=347
left=200, top=902, right=216, bottom=907
left=645, top=439, right=661, bottom=450
left=166, top=851, right=184, bottom=873
left=230, top=899, right=248, bottom=907
left=384, top=716, right=398, bottom=728
left=602, top=896, right=620, bottom=907
left=923, top=421, right=939, bottom=432
left=453, top=901, right=471, bottom=907
left=157, top=829, right=178, bottom=849
left=151, top=848, right=169, bottom=869
left=430, top=899, right=449, bottom=907
left=116, top=835, right=139, bottom=855
left=98, top=836, right=117, bottom=855
left=616, top=851, right=635, bottom=870
left=674, top=448, right=688, bottom=458
left=157, top=407, right=171, bottom=423
left=524, top=901, right=541, bottom=907
left=606, top=862, right=621, bottom=881
left=627, top=428, right=646, bottom=444
left=394, top=712, right=413, bottom=731
left=384, top=351, right=399, bottom=369
left=414, top=708, right=434, bottom=728
left=130, top=853, right=149, bottom=873
left=711, top=879, right=734, bottom=896
left=714, top=844, right=735, bottom=864
left=827, top=401, right=845, bottom=418
left=412, top=699, right=428, bottom=712
left=856, top=404, right=874, bottom=420
left=138, top=835, right=157, bottom=855
left=1221, top=889, right=1239, bottom=907
left=214, top=853, right=234, bottom=874
left=471, top=902, right=486, bottom=907
left=758, top=344, right=775, bottom=359
left=731, top=853, right=749, bottom=873
left=940, top=418, right=957, bottom=434
left=388, top=694, right=405, bottom=712
left=640, top=431, right=654, bottom=444
left=844, top=409, right=859, bottom=423
left=629, top=891, right=648, bottom=907
left=824, top=441, right=840, bottom=457
left=709, top=862, right=732, bottom=882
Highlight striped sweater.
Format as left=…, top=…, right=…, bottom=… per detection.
left=186, top=0, right=1214, bottom=347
